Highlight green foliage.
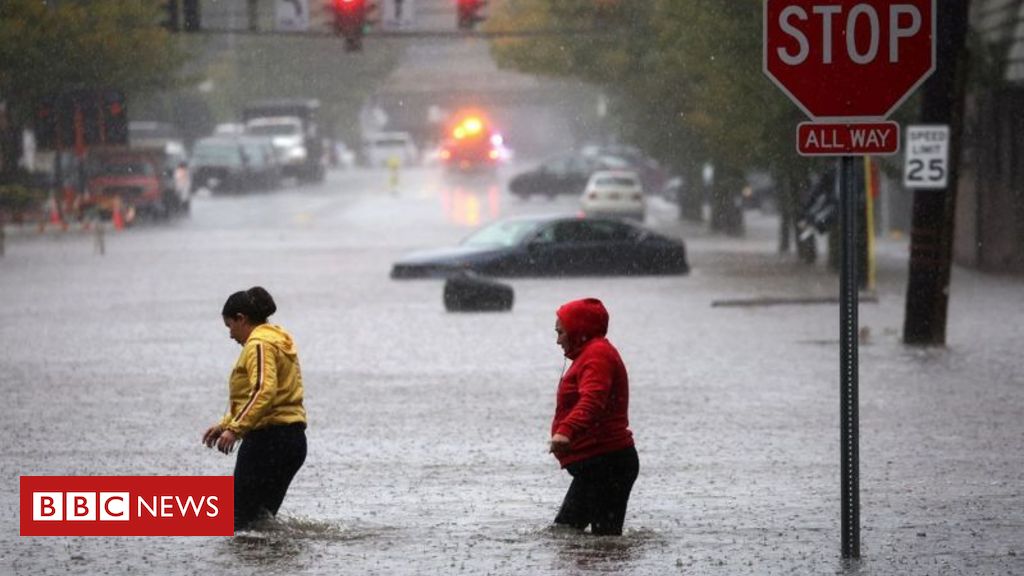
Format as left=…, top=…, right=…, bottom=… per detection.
left=489, top=0, right=809, bottom=175
left=0, top=0, right=185, bottom=123
left=0, top=183, right=46, bottom=212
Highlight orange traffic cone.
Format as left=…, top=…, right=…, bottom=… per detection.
left=111, top=198, right=125, bottom=231
left=49, top=195, right=63, bottom=227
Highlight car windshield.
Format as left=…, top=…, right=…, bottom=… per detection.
left=192, top=144, right=239, bottom=164
left=460, top=219, right=541, bottom=248
left=247, top=124, right=299, bottom=137
left=93, top=161, right=154, bottom=177
left=594, top=176, right=639, bottom=188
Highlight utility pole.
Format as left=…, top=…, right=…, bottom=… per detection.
left=902, top=0, right=971, bottom=345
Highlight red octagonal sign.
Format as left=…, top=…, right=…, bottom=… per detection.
left=764, top=0, right=935, bottom=121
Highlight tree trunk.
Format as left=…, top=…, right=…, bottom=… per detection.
left=710, top=165, right=744, bottom=236
left=0, top=110, right=25, bottom=182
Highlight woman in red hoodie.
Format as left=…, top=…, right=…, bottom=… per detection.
left=549, top=298, right=639, bottom=536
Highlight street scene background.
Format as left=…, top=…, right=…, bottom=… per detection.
left=2, top=1, right=1024, bottom=574
left=2, top=163, right=1022, bottom=575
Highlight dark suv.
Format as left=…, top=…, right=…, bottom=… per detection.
left=509, top=153, right=625, bottom=199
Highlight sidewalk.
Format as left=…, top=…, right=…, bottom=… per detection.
left=643, top=206, right=1024, bottom=575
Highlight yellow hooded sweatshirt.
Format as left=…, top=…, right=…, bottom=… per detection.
left=220, top=324, right=306, bottom=436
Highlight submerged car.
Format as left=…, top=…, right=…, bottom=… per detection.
left=390, top=214, right=689, bottom=279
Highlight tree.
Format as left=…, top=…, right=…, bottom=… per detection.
left=489, top=0, right=814, bottom=238
left=0, top=0, right=184, bottom=178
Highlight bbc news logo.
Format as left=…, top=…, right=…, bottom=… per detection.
left=21, top=476, right=233, bottom=536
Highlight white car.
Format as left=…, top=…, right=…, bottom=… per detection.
left=580, top=170, right=646, bottom=220
left=364, top=132, right=418, bottom=168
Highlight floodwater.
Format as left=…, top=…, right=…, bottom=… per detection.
left=1, top=167, right=1022, bottom=575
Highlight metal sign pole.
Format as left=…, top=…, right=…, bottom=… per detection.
left=839, top=156, right=861, bottom=558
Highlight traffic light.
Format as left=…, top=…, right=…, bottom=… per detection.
left=101, top=90, right=128, bottom=146
left=182, top=0, right=201, bottom=33
left=34, top=97, right=56, bottom=150
left=160, top=0, right=180, bottom=32
left=332, top=0, right=369, bottom=52
left=457, top=0, right=485, bottom=30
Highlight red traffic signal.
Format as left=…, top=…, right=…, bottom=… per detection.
left=457, top=0, right=485, bottom=30
left=332, top=0, right=369, bottom=51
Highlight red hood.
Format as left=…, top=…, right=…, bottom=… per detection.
left=556, top=298, right=609, bottom=358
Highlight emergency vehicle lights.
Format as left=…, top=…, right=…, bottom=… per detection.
left=452, top=116, right=485, bottom=139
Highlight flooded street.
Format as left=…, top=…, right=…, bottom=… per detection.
left=2, top=166, right=1022, bottom=575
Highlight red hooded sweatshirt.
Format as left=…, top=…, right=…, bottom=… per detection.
left=551, top=298, right=635, bottom=468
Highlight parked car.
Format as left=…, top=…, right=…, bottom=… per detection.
left=243, top=99, right=326, bottom=182
left=364, top=131, right=418, bottom=167
left=238, top=135, right=284, bottom=191
left=81, top=149, right=164, bottom=224
left=581, top=144, right=669, bottom=194
left=213, top=123, right=246, bottom=137
left=580, top=170, right=646, bottom=221
left=390, top=214, right=688, bottom=279
left=508, top=152, right=626, bottom=199
left=245, top=116, right=309, bottom=180
left=190, top=136, right=279, bottom=194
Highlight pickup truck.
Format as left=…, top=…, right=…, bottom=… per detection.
left=81, top=146, right=190, bottom=224
left=242, top=99, right=326, bottom=182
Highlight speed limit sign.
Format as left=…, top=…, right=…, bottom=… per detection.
left=904, top=125, right=949, bottom=189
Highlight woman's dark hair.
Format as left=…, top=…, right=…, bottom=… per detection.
left=222, top=286, right=277, bottom=324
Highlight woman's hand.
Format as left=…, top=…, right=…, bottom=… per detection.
left=549, top=434, right=571, bottom=455
left=202, top=424, right=223, bottom=448
left=216, top=429, right=239, bottom=455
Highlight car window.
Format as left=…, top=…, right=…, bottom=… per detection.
left=542, top=155, right=572, bottom=174
left=531, top=223, right=558, bottom=244
left=193, top=143, right=241, bottom=166
left=597, top=155, right=631, bottom=170
left=244, top=145, right=268, bottom=166
left=593, top=176, right=640, bottom=188
left=461, top=219, right=540, bottom=248
left=552, top=220, right=603, bottom=243
left=247, top=124, right=300, bottom=137
left=93, top=161, right=155, bottom=177
left=553, top=220, right=635, bottom=243
left=569, top=155, right=597, bottom=173
left=594, top=220, right=641, bottom=242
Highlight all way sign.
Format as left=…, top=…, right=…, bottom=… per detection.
left=797, top=122, right=900, bottom=156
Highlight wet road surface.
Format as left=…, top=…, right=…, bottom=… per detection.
left=2, top=165, right=1022, bottom=575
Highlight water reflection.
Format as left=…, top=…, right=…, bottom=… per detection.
left=440, top=183, right=503, bottom=228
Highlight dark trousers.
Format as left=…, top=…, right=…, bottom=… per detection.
left=554, top=446, right=639, bottom=536
left=233, top=422, right=307, bottom=530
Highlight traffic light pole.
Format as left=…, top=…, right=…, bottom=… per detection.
left=839, top=156, right=861, bottom=559
left=902, top=0, right=969, bottom=345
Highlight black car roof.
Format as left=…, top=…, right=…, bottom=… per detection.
left=497, top=213, right=643, bottom=229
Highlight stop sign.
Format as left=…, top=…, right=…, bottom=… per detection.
left=764, top=0, right=935, bottom=120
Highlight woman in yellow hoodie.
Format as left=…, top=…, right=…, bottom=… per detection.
left=202, top=286, right=307, bottom=530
